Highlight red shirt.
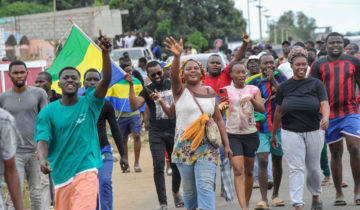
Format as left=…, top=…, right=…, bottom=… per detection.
left=202, top=65, right=231, bottom=95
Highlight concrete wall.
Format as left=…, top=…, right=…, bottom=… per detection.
left=0, top=6, right=123, bottom=40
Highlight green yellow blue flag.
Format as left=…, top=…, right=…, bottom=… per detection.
left=46, top=24, right=143, bottom=112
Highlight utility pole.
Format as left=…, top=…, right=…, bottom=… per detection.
left=247, top=0, right=258, bottom=38
left=256, top=0, right=263, bottom=43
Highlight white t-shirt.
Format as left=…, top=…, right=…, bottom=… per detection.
left=144, top=37, right=153, bottom=48
left=116, top=38, right=124, bottom=48
left=124, top=36, right=136, bottom=48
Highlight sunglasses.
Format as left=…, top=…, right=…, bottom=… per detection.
left=150, top=71, right=162, bottom=78
left=248, top=62, right=259, bottom=67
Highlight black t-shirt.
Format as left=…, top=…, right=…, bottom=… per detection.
left=97, top=100, right=125, bottom=156
left=49, top=90, right=62, bottom=102
left=276, top=77, right=328, bottom=132
left=139, top=79, right=176, bottom=133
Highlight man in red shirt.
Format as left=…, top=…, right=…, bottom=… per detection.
left=203, top=35, right=250, bottom=94
left=310, top=32, right=360, bottom=206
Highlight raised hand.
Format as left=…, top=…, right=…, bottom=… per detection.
left=98, top=29, right=111, bottom=52
left=241, top=34, right=250, bottom=44
left=124, top=74, right=134, bottom=86
left=149, top=89, right=161, bottom=101
left=164, top=37, right=183, bottom=57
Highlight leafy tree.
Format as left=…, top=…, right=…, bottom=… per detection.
left=185, top=30, right=208, bottom=52
left=112, top=0, right=246, bottom=50
left=268, top=11, right=317, bottom=43
left=0, top=1, right=52, bottom=17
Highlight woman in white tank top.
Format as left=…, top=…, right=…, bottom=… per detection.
left=164, top=37, right=232, bottom=210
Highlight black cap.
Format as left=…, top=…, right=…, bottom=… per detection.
left=282, top=40, right=291, bottom=46
left=316, top=40, right=325, bottom=44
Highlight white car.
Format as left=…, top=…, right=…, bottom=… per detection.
left=166, top=53, right=230, bottom=72
left=110, top=47, right=154, bottom=66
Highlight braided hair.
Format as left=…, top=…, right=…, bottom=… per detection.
left=289, top=53, right=308, bottom=65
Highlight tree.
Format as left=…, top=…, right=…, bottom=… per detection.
left=114, top=0, right=246, bottom=50
left=268, top=11, right=317, bottom=43
left=0, top=1, right=52, bottom=17
left=185, top=30, right=208, bottom=52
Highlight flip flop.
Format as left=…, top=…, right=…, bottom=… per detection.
left=134, top=166, right=142, bottom=173
left=272, top=197, right=285, bottom=207
left=174, top=196, right=184, bottom=208
left=355, top=194, right=360, bottom=205
left=254, top=200, right=269, bottom=210
left=311, top=200, right=323, bottom=210
left=334, top=196, right=347, bottom=206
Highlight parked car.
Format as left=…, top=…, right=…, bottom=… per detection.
left=166, top=53, right=229, bottom=71
left=110, top=47, right=154, bottom=67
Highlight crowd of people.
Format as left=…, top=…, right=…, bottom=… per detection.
left=0, top=29, right=359, bottom=210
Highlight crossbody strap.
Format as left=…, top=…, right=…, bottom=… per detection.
left=187, top=88, right=205, bottom=114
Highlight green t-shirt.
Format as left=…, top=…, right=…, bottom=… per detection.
left=35, top=87, right=105, bottom=186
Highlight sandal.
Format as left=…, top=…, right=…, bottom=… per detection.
left=341, top=181, right=348, bottom=188
left=254, top=200, right=269, bottom=210
left=134, top=166, right=142, bottom=173
left=311, top=200, right=322, bottom=210
left=355, top=194, right=360, bottom=205
left=321, top=177, right=331, bottom=186
left=157, top=205, right=167, bottom=210
left=174, top=196, right=184, bottom=208
left=272, top=197, right=285, bottom=207
left=334, top=196, right=347, bottom=206
left=122, top=168, right=130, bottom=173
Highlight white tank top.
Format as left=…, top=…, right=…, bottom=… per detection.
left=175, top=88, right=216, bottom=132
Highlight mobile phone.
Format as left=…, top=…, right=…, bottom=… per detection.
left=144, top=86, right=154, bottom=93
left=98, top=35, right=112, bottom=49
left=219, top=88, right=229, bottom=99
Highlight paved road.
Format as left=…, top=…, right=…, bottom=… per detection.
left=113, top=140, right=359, bottom=210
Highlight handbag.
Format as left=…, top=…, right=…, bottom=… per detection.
left=188, top=88, right=222, bottom=148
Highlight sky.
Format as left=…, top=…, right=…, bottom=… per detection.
left=234, top=0, right=360, bottom=41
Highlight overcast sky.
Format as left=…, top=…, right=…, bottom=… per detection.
left=234, top=0, right=360, bottom=40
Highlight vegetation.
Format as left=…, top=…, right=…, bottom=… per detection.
left=0, top=0, right=246, bottom=51
left=268, top=11, right=317, bottom=43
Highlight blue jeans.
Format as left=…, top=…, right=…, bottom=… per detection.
left=97, top=145, right=113, bottom=210
left=254, top=154, right=273, bottom=182
left=176, top=162, right=217, bottom=210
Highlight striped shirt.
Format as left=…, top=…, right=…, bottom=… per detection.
left=309, top=54, right=360, bottom=119
left=248, top=72, right=287, bottom=132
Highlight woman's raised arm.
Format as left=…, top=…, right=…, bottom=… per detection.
left=164, top=37, right=184, bottom=99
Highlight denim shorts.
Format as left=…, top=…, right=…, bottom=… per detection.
left=117, top=114, right=141, bottom=138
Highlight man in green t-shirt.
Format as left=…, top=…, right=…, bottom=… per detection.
left=35, top=31, right=112, bottom=209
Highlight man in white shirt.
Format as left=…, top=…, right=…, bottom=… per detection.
left=144, top=32, right=154, bottom=49
left=124, top=32, right=136, bottom=48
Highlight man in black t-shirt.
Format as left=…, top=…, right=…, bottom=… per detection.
left=126, top=61, right=183, bottom=209
left=83, top=68, right=129, bottom=210
left=35, top=72, right=62, bottom=102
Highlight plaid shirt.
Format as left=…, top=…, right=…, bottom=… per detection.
left=0, top=108, right=20, bottom=209
left=220, top=158, right=235, bottom=202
